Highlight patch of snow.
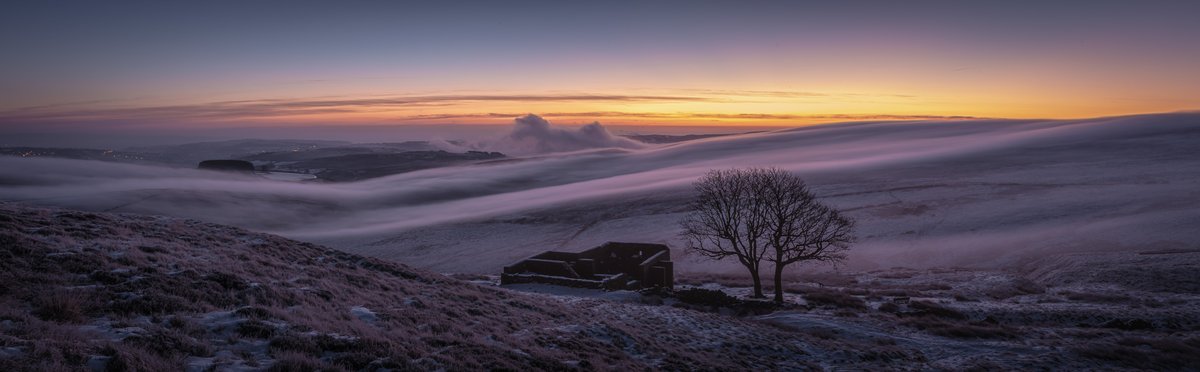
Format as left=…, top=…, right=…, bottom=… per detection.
left=0, top=346, right=23, bottom=359
left=85, top=355, right=110, bottom=371
left=78, top=317, right=152, bottom=341
left=350, top=306, right=378, bottom=323
left=402, top=297, right=426, bottom=308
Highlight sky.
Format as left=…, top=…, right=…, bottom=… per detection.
left=2, top=0, right=1199, bottom=137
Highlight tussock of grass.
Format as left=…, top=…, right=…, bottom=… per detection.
left=674, top=272, right=757, bottom=288
left=985, top=277, right=1045, bottom=299
left=1059, top=290, right=1132, bottom=304
left=900, top=318, right=1017, bottom=339
left=802, top=290, right=868, bottom=310
left=675, top=288, right=740, bottom=307
left=1073, top=337, right=1200, bottom=370
left=907, top=300, right=966, bottom=320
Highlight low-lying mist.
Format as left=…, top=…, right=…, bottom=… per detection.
left=3, top=112, right=1199, bottom=273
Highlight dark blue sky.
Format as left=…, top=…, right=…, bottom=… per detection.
left=2, top=0, right=1198, bottom=129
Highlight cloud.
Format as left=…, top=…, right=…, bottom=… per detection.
left=484, top=114, right=645, bottom=154
left=0, top=90, right=942, bottom=127
left=0, top=94, right=715, bottom=124
left=383, top=112, right=984, bottom=122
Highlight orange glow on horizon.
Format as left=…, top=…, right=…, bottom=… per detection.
left=5, top=87, right=1194, bottom=128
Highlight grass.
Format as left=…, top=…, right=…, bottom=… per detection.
left=802, top=289, right=868, bottom=310
left=1073, top=337, right=1200, bottom=370
left=674, top=272, right=757, bottom=288
left=32, top=291, right=85, bottom=323
left=5, top=203, right=1196, bottom=370
left=674, top=288, right=740, bottom=307
left=1059, top=290, right=1132, bottom=303
left=985, top=277, right=1045, bottom=300
left=0, top=203, right=835, bottom=370
left=899, top=318, right=1018, bottom=339
left=906, top=300, right=967, bottom=320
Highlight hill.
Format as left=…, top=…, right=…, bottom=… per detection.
left=3, top=204, right=1198, bottom=370
left=0, top=203, right=872, bottom=371
left=3, top=113, right=1197, bottom=274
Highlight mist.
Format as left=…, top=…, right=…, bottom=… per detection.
left=2, top=112, right=1199, bottom=273
left=0, top=117, right=762, bottom=150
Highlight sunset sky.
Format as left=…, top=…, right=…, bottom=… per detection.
left=2, top=0, right=1198, bottom=131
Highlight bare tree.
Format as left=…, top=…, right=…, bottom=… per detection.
left=754, top=168, right=854, bottom=303
left=679, top=169, right=772, bottom=298
left=681, top=168, right=854, bottom=302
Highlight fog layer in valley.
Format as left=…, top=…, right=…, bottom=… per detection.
left=2, top=113, right=1198, bottom=274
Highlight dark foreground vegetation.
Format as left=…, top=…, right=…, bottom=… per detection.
left=675, top=262, right=1200, bottom=370
left=2, top=202, right=1197, bottom=370
left=0, top=203, right=851, bottom=371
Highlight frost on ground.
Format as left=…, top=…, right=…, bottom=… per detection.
left=0, top=203, right=928, bottom=371
left=491, top=248, right=1200, bottom=370
left=2, top=203, right=1197, bottom=370
left=583, top=250, right=1199, bottom=370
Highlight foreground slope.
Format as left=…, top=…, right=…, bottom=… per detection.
left=0, top=203, right=881, bottom=371
left=3, top=204, right=1197, bottom=370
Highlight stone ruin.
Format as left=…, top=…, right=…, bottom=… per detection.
left=501, top=242, right=674, bottom=290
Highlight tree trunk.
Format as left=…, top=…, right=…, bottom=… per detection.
left=749, top=264, right=765, bottom=298
left=773, top=262, right=785, bottom=303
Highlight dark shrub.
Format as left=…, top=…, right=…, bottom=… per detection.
left=675, top=288, right=740, bottom=307
left=165, top=316, right=188, bottom=329
left=110, top=293, right=189, bottom=315
left=908, top=300, right=966, bottom=320
left=90, top=270, right=132, bottom=285
left=269, top=333, right=319, bottom=354
left=803, top=290, right=867, bottom=310
left=236, top=320, right=276, bottom=339
left=267, top=351, right=328, bottom=372
left=34, top=292, right=85, bottom=323
left=137, top=245, right=167, bottom=254
left=332, top=352, right=378, bottom=370
left=900, top=318, right=1016, bottom=339
left=737, top=299, right=781, bottom=315
left=314, top=334, right=391, bottom=354
left=878, top=302, right=899, bottom=313
left=123, top=328, right=212, bottom=357
left=1075, top=337, right=1200, bottom=370
left=100, top=344, right=182, bottom=372
left=204, top=272, right=248, bottom=290
left=1103, top=319, right=1153, bottom=330
left=1062, top=291, right=1132, bottom=304
left=1013, top=278, right=1045, bottom=294
left=234, top=306, right=272, bottom=320
left=987, top=277, right=1045, bottom=299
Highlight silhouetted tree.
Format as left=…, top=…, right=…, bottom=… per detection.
left=680, top=169, right=772, bottom=298
left=753, top=168, right=854, bottom=304
left=681, top=168, right=854, bottom=302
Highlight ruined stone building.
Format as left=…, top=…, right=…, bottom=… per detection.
left=501, top=242, right=674, bottom=290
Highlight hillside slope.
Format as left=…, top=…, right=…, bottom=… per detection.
left=3, top=204, right=1197, bottom=370
left=0, top=203, right=903, bottom=371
